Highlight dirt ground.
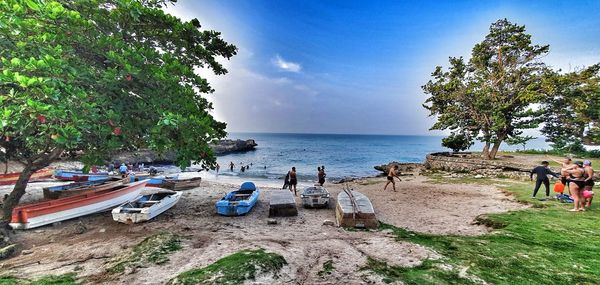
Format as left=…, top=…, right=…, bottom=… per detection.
left=0, top=171, right=526, bottom=284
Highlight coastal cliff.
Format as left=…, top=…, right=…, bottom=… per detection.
left=108, top=139, right=257, bottom=164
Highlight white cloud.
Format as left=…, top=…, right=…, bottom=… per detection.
left=272, top=55, right=302, bottom=73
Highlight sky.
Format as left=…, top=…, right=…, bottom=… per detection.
left=165, top=0, right=600, bottom=135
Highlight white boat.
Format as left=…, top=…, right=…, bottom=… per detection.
left=112, top=188, right=182, bottom=224
left=301, top=185, right=330, bottom=208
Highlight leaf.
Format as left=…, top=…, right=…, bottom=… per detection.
left=24, top=0, right=40, bottom=11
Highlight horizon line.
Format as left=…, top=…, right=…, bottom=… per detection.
left=226, top=131, right=447, bottom=137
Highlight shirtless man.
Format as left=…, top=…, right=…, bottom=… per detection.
left=288, top=167, right=298, bottom=195
left=550, top=157, right=577, bottom=185
left=383, top=165, right=400, bottom=192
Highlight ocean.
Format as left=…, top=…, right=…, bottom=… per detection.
left=200, top=133, right=550, bottom=185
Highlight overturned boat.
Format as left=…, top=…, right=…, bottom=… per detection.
left=162, top=177, right=202, bottom=190
left=112, top=188, right=182, bottom=224
left=335, top=186, right=377, bottom=229
left=43, top=177, right=129, bottom=199
left=9, top=180, right=148, bottom=230
left=216, top=182, right=260, bottom=216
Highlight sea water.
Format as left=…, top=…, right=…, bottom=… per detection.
left=202, top=132, right=550, bottom=184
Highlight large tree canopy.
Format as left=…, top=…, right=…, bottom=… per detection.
left=423, top=19, right=548, bottom=159
left=0, top=0, right=236, bottom=219
left=541, top=64, right=600, bottom=149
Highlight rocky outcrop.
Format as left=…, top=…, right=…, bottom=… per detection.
left=210, top=139, right=257, bottom=155
left=424, top=152, right=532, bottom=179
left=107, top=139, right=257, bottom=164
left=374, top=162, right=423, bottom=175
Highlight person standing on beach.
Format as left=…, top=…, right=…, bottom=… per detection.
left=383, top=165, right=400, bottom=192
left=318, top=167, right=326, bottom=186
left=583, top=160, right=595, bottom=208
left=229, top=161, right=235, bottom=171
left=216, top=163, right=220, bottom=173
left=288, top=167, right=298, bottom=195
left=119, top=163, right=128, bottom=178
left=530, top=161, right=559, bottom=199
left=565, top=161, right=586, bottom=212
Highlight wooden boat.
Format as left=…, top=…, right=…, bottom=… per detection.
left=162, top=177, right=202, bottom=190
left=0, top=168, right=54, bottom=186
left=301, top=186, right=330, bottom=208
left=9, top=180, right=148, bottom=230
left=54, top=169, right=109, bottom=182
left=129, top=174, right=178, bottom=187
left=112, top=188, right=182, bottom=224
left=42, top=177, right=129, bottom=199
left=335, top=186, right=377, bottom=229
left=269, top=189, right=297, bottom=217
left=216, top=182, right=260, bottom=216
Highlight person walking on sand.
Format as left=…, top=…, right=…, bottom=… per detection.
left=288, top=167, right=298, bottom=195
left=565, top=161, right=587, bottom=212
left=216, top=163, right=220, bottom=174
left=383, top=165, right=401, bottom=192
left=583, top=160, right=595, bottom=208
left=530, top=161, right=559, bottom=199
left=229, top=161, right=235, bottom=171
left=318, top=166, right=326, bottom=186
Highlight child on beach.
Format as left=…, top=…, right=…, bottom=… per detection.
left=530, top=161, right=559, bottom=199
left=383, top=165, right=400, bottom=192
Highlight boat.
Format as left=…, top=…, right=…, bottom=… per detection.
left=216, top=182, right=260, bottom=216
left=335, top=185, right=378, bottom=229
left=301, top=186, right=330, bottom=208
left=54, top=169, right=109, bottom=182
left=112, top=188, right=182, bottom=224
left=42, top=177, right=129, bottom=199
left=9, top=180, right=148, bottom=230
left=162, top=177, right=202, bottom=190
left=269, top=189, right=297, bottom=217
left=0, top=168, right=54, bottom=186
left=129, top=173, right=179, bottom=187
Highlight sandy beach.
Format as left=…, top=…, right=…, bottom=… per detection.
left=0, top=168, right=526, bottom=284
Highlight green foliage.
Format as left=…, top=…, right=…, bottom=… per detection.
left=107, top=232, right=182, bottom=274
left=363, top=258, right=478, bottom=285
left=441, top=132, right=473, bottom=152
left=0, top=0, right=236, bottom=169
left=423, top=19, right=549, bottom=159
left=166, top=249, right=287, bottom=285
left=318, top=260, right=335, bottom=277
left=378, top=181, right=600, bottom=285
left=0, top=276, right=16, bottom=285
left=541, top=64, right=600, bottom=148
left=24, top=273, right=79, bottom=285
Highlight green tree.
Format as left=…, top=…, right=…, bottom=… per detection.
left=0, top=0, right=236, bottom=219
left=423, top=19, right=548, bottom=159
left=441, top=132, right=473, bottom=153
left=540, top=64, right=600, bottom=150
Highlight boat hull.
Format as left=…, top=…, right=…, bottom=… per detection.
left=112, top=190, right=182, bottom=224
left=162, top=177, right=202, bottom=190
left=216, top=182, right=260, bottom=216
left=0, top=169, right=54, bottom=186
left=54, top=170, right=109, bottom=182
left=43, top=178, right=128, bottom=199
left=335, top=190, right=377, bottom=229
left=9, top=180, right=147, bottom=230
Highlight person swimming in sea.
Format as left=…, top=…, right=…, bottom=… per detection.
left=383, top=165, right=400, bottom=192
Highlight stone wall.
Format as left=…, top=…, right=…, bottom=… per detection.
left=424, top=152, right=532, bottom=179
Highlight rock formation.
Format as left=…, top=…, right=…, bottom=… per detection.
left=210, top=139, right=257, bottom=155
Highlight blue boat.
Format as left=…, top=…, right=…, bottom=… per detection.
left=216, top=182, right=260, bottom=216
left=129, top=174, right=179, bottom=187
left=54, top=169, right=109, bottom=182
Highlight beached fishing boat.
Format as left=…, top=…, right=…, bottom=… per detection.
left=54, top=170, right=109, bottom=182
left=162, top=177, right=202, bottom=190
left=9, top=180, right=148, bottom=230
left=335, top=187, right=377, bottom=229
left=43, top=177, right=128, bottom=199
left=112, top=188, right=182, bottom=224
left=129, top=174, right=178, bottom=187
left=0, top=168, right=54, bottom=186
left=216, top=182, right=260, bottom=216
left=301, top=186, right=330, bottom=208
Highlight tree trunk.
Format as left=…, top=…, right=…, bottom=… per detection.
left=481, top=142, right=491, bottom=159
left=2, top=164, right=36, bottom=220
left=489, top=140, right=503, bottom=160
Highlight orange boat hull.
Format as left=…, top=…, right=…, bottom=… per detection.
left=0, top=168, right=54, bottom=186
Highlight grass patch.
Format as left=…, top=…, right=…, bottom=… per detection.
left=375, top=181, right=600, bottom=285
left=318, top=259, right=334, bottom=277
left=107, top=232, right=182, bottom=274
left=363, top=258, right=478, bottom=285
left=0, top=274, right=80, bottom=285
left=166, top=249, right=286, bottom=285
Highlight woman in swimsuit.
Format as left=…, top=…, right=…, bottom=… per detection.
left=583, top=160, right=595, bottom=208
left=288, top=167, right=298, bottom=195
left=565, top=161, right=586, bottom=212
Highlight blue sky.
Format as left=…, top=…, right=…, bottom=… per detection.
left=165, top=0, right=600, bottom=135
